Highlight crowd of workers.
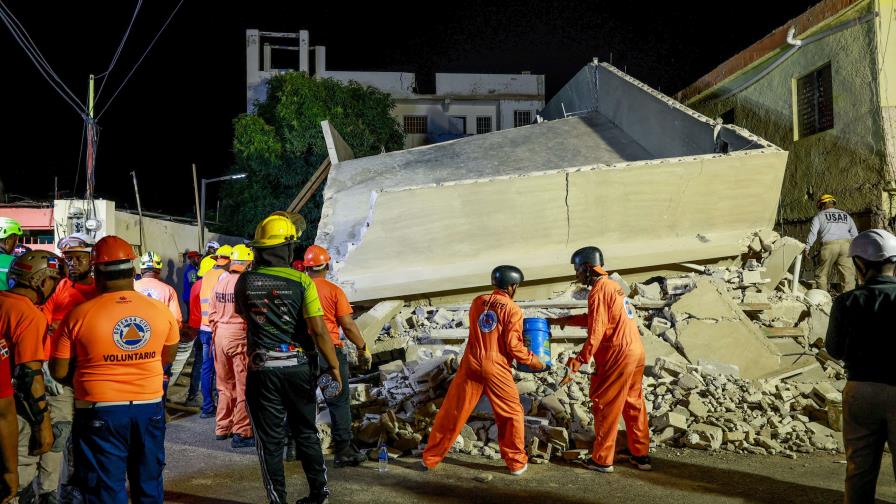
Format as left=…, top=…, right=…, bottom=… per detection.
left=0, top=191, right=889, bottom=504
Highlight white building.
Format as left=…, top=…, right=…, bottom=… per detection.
left=246, top=30, right=545, bottom=148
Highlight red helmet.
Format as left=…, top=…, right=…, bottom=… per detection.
left=92, top=236, right=137, bottom=272
left=290, top=259, right=305, bottom=272
left=303, top=245, right=331, bottom=269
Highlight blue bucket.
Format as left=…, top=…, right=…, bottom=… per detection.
left=518, top=317, right=551, bottom=373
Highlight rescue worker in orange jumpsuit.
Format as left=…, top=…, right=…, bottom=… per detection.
left=209, top=245, right=254, bottom=449
left=422, top=265, right=544, bottom=476
left=548, top=246, right=651, bottom=473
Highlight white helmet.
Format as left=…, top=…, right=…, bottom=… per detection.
left=849, top=229, right=896, bottom=262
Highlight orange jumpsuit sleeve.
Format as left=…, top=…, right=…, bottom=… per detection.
left=504, top=305, right=535, bottom=366
left=577, top=283, right=609, bottom=363
left=167, top=290, right=183, bottom=327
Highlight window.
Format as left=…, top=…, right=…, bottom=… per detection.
left=403, top=115, right=428, bottom=134
left=476, top=116, right=493, bottom=134
left=796, top=63, right=834, bottom=138
left=513, top=110, right=532, bottom=128
left=450, top=116, right=467, bottom=134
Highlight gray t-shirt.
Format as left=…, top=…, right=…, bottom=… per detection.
left=805, top=208, right=858, bottom=250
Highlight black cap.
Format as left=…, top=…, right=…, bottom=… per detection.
left=491, top=265, right=524, bottom=289
left=571, top=246, right=604, bottom=270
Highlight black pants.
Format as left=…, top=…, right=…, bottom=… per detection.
left=246, top=362, right=327, bottom=503
left=319, top=347, right=352, bottom=450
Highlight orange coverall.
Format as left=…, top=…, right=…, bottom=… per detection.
left=566, top=270, right=650, bottom=465
left=208, top=271, right=252, bottom=438
left=422, top=289, right=537, bottom=472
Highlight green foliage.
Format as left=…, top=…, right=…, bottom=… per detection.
left=218, top=72, right=405, bottom=245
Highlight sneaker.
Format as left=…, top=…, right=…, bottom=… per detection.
left=629, top=455, right=652, bottom=471
left=296, top=487, right=330, bottom=504
left=231, top=434, right=256, bottom=449
left=334, top=446, right=366, bottom=468
left=183, top=396, right=201, bottom=408
left=199, top=410, right=216, bottom=419
left=215, top=433, right=231, bottom=441
left=510, top=464, right=528, bottom=476
left=284, top=440, right=297, bottom=461
left=419, top=461, right=431, bottom=472
left=576, top=458, right=614, bottom=473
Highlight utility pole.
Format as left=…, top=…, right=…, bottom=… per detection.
left=193, top=164, right=202, bottom=250
left=86, top=74, right=96, bottom=216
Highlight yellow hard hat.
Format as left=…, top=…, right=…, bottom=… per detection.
left=250, top=213, right=299, bottom=248
left=139, top=251, right=163, bottom=271
left=198, top=256, right=216, bottom=278
left=230, top=244, right=254, bottom=262
left=817, top=194, right=836, bottom=208
left=215, top=245, right=233, bottom=258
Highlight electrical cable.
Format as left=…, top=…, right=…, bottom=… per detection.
left=96, top=0, right=184, bottom=119
left=95, top=0, right=142, bottom=102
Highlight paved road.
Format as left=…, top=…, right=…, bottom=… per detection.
left=162, top=411, right=896, bottom=504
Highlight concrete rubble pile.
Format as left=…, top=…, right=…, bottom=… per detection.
left=315, top=230, right=847, bottom=461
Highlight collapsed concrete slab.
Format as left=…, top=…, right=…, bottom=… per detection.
left=315, top=63, right=787, bottom=302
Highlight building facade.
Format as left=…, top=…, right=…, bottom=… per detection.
left=676, top=0, right=896, bottom=236
left=246, top=30, right=545, bottom=148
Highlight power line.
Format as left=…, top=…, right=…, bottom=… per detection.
left=0, top=1, right=85, bottom=116
left=95, top=0, right=143, bottom=102
left=96, top=0, right=184, bottom=119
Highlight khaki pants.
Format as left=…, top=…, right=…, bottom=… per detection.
left=842, top=381, right=896, bottom=503
left=15, top=385, right=74, bottom=501
left=817, top=239, right=856, bottom=292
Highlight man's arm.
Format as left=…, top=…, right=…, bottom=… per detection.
left=17, top=361, right=52, bottom=456
left=574, top=283, right=609, bottom=367
left=806, top=214, right=821, bottom=250
left=162, top=344, right=178, bottom=367
left=504, top=308, right=542, bottom=369
left=307, top=316, right=341, bottom=389
left=847, top=214, right=859, bottom=239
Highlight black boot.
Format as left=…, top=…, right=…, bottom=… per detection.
left=296, top=486, right=330, bottom=504
left=333, top=443, right=366, bottom=468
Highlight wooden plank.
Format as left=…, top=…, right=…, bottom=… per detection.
left=287, top=157, right=331, bottom=213
left=762, top=327, right=806, bottom=338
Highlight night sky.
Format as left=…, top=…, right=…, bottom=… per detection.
left=2, top=1, right=818, bottom=217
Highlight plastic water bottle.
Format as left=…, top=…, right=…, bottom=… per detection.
left=377, top=440, right=389, bottom=472
left=318, top=373, right=340, bottom=399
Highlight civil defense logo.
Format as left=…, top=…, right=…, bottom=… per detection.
left=112, top=317, right=151, bottom=351
left=478, top=310, right=498, bottom=332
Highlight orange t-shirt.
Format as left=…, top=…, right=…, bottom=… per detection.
left=40, top=278, right=98, bottom=358
left=0, top=291, right=48, bottom=365
left=53, top=290, right=180, bottom=402
left=310, top=277, right=353, bottom=346
left=135, top=277, right=183, bottom=325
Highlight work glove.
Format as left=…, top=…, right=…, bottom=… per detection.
left=565, top=355, right=585, bottom=374
left=357, top=344, right=372, bottom=371
left=42, top=364, right=64, bottom=396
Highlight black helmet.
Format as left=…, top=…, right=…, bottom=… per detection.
left=571, top=246, right=604, bottom=270
left=491, top=265, right=524, bottom=289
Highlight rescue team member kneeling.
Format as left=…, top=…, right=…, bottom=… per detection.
left=50, top=236, right=179, bottom=504
left=422, top=265, right=544, bottom=476
left=234, top=212, right=342, bottom=504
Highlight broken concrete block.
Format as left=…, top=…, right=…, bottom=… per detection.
left=755, top=436, right=783, bottom=452
left=757, top=229, right=780, bottom=251
left=740, top=270, right=764, bottom=286
left=665, top=277, right=697, bottom=296
left=650, top=317, right=672, bottom=335
left=742, top=292, right=769, bottom=305
left=473, top=473, right=493, bottom=483
left=516, top=380, right=537, bottom=395
left=748, top=236, right=763, bottom=253
left=562, top=449, right=588, bottom=461
left=760, top=238, right=804, bottom=292
left=811, top=383, right=842, bottom=407
left=804, top=289, right=833, bottom=307
left=685, top=423, right=724, bottom=450
left=610, top=272, right=631, bottom=297
left=636, top=282, right=663, bottom=300
left=654, top=356, right=687, bottom=378
left=543, top=426, right=569, bottom=451
left=356, top=300, right=405, bottom=350
left=723, top=431, right=746, bottom=443
left=571, top=429, right=596, bottom=449
left=651, top=412, right=688, bottom=431
left=431, top=309, right=454, bottom=327
left=686, top=394, right=710, bottom=419
left=654, top=427, right=677, bottom=444
left=677, top=373, right=705, bottom=391
left=538, top=394, right=567, bottom=419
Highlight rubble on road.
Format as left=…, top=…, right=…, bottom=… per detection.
left=323, top=230, right=846, bottom=461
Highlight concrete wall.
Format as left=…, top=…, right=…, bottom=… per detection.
left=686, top=0, right=893, bottom=229
left=321, top=71, right=417, bottom=98
left=435, top=73, right=545, bottom=97
left=51, top=199, right=241, bottom=306
left=876, top=0, right=896, bottom=223
left=333, top=149, right=788, bottom=301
